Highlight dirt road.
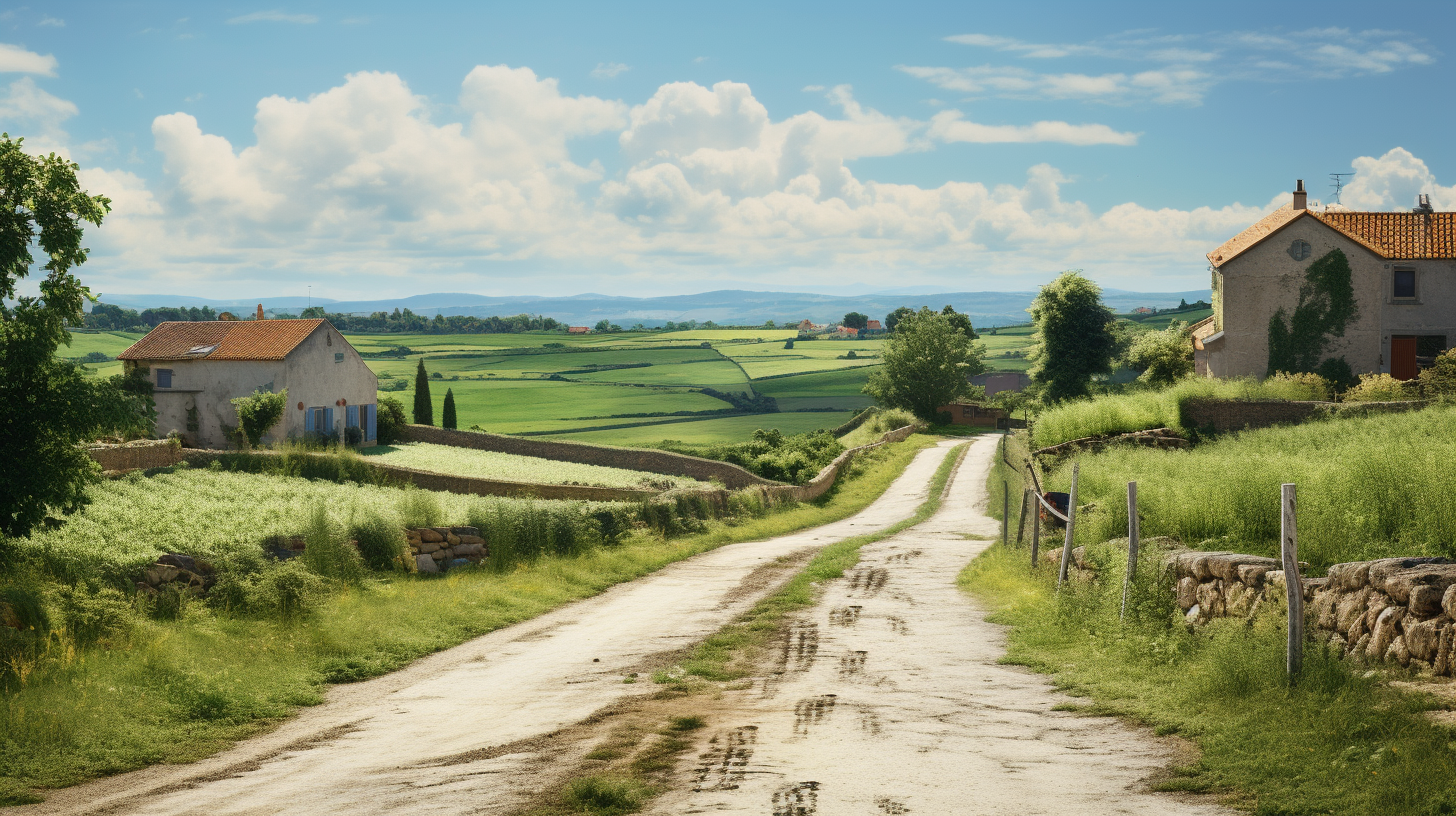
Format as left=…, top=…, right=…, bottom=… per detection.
left=650, top=434, right=1228, bottom=816
left=23, top=442, right=963, bottom=816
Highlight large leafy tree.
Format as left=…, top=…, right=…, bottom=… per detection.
left=0, top=135, right=112, bottom=541
left=940, top=305, right=978, bottom=340
left=1028, top=271, right=1118, bottom=403
left=413, top=359, right=433, bottom=425
left=863, top=307, right=986, bottom=420
left=842, top=312, right=869, bottom=331
left=884, top=306, right=914, bottom=334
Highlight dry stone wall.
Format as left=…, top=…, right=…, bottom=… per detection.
left=1180, top=398, right=1424, bottom=434
left=405, top=526, right=488, bottom=573
left=1069, top=543, right=1456, bottom=676
left=87, top=440, right=184, bottom=473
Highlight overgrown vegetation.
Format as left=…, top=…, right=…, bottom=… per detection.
left=230, top=388, right=288, bottom=447
left=1039, top=404, right=1456, bottom=568
left=961, top=541, right=1456, bottom=815
left=659, top=428, right=844, bottom=485
left=1266, top=247, right=1358, bottom=389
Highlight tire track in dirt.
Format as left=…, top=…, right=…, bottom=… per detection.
left=20, top=444, right=963, bottom=816
left=646, top=435, right=1233, bottom=816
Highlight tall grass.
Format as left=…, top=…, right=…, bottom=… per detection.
left=961, top=542, right=1456, bottom=816
left=1031, top=374, right=1330, bottom=449
left=1045, top=404, right=1456, bottom=568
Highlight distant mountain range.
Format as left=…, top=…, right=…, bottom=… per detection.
left=94, top=288, right=1211, bottom=328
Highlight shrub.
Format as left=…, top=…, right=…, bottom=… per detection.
left=659, top=429, right=844, bottom=485
left=230, top=388, right=288, bottom=448
left=351, top=513, right=410, bottom=571
left=1123, top=322, right=1193, bottom=386
left=250, top=560, right=328, bottom=619
left=300, top=505, right=366, bottom=584
left=57, top=584, right=135, bottom=646
left=376, top=396, right=408, bottom=445
left=1342, top=373, right=1417, bottom=403
left=1419, top=349, right=1456, bottom=399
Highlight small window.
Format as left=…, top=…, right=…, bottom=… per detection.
left=334, top=352, right=344, bottom=363
left=1394, top=268, right=1416, bottom=299
left=1289, top=240, right=1311, bottom=261
left=157, top=369, right=172, bottom=388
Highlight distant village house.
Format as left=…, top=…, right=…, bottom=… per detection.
left=1198, top=181, right=1455, bottom=380
left=118, top=312, right=379, bottom=449
left=567, top=326, right=590, bottom=334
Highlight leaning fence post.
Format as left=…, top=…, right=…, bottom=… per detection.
left=1015, top=489, right=1029, bottom=545
left=1057, top=463, right=1079, bottom=590
left=1002, top=481, right=1009, bottom=547
left=1282, top=483, right=1303, bottom=680
left=1120, top=481, right=1139, bottom=621
left=1030, top=493, right=1041, bottom=569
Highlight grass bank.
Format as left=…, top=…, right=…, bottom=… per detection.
left=959, top=542, right=1456, bottom=815
left=0, top=435, right=940, bottom=806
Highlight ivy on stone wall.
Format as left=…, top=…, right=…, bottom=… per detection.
left=1267, top=248, right=1358, bottom=387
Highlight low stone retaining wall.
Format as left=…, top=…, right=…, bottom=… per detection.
left=1034, top=427, right=1189, bottom=459
left=771, top=424, right=919, bottom=503
left=1068, top=543, right=1456, bottom=676
left=87, top=440, right=184, bottom=473
left=405, top=526, right=488, bottom=573
left=1181, top=398, right=1424, bottom=433
left=399, top=425, right=773, bottom=489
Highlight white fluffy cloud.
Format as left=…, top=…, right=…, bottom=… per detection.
left=1339, top=148, right=1456, bottom=211
left=0, top=43, right=57, bottom=75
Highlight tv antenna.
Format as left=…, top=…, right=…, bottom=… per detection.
left=1329, top=173, right=1354, bottom=205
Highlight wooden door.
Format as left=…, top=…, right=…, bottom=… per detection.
left=1391, top=336, right=1418, bottom=380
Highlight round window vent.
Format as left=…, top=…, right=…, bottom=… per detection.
left=1289, top=239, right=1311, bottom=261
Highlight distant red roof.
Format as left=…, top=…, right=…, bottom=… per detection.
left=567, top=326, right=590, bottom=334
left=118, top=319, right=326, bottom=362
left=867, top=320, right=883, bottom=330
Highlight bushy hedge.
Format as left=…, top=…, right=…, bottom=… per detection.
left=660, top=429, right=843, bottom=485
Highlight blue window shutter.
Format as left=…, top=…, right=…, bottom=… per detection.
left=347, top=405, right=359, bottom=427
left=366, top=404, right=376, bottom=441
left=305, top=408, right=315, bottom=433
left=325, top=408, right=334, bottom=434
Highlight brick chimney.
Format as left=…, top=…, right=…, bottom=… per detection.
left=1293, top=179, right=1307, bottom=211
left=256, top=303, right=265, bottom=320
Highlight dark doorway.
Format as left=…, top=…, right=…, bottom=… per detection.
left=1391, top=336, right=1418, bottom=380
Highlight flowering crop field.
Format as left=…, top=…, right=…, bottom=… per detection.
left=362, top=442, right=703, bottom=489
left=25, top=469, right=628, bottom=584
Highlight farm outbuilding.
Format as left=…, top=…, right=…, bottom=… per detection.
left=118, top=317, right=379, bottom=449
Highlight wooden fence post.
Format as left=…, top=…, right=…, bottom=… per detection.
left=1002, top=481, right=1009, bottom=547
left=1030, top=494, right=1041, bottom=568
left=1015, top=489, right=1029, bottom=545
left=1057, top=463, right=1079, bottom=590
left=1282, top=483, right=1303, bottom=680
left=1120, top=481, right=1139, bottom=621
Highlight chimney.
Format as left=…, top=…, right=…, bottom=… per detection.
left=256, top=304, right=265, bottom=320
left=1293, top=179, right=1307, bottom=211
left=1415, top=193, right=1434, bottom=214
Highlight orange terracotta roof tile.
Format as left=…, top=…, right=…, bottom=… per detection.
left=1311, top=211, right=1456, bottom=260
left=1207, top=204, right=1304, bottom=267
left=118, top=319, right=326, bottom=361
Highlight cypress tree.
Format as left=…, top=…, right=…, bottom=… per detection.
left=413, top=359, right=433, bottom=425
left=442, top=388, right=457, bottom=430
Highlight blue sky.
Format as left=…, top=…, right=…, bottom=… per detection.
left=5, top=0, right=1454, bottom=300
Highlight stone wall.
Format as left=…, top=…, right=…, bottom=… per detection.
left=1180, top=398, right=1424, bottom=433
left=773, top=423, right=919, bottom=503
left=1069, top=544, right=1456, bottom=676
left=405, top=526, right=488, bottom=573
left=87, top=440, right=185, bottom=473
left=399, top=425, right=774, bottom=489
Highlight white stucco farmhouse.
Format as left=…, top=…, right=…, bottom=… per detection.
left=118, top=317, right=379, bottom=449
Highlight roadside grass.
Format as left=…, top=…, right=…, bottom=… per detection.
left=0, top=435, right=940, bottom=804
left=1040, top=404, right=1456, bottom=568
left=959, top=543, right=1456, bottom=816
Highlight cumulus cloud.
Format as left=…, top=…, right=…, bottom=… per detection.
left=914, top=27, right=1435, bottom=106
left=0, top=76, right=77, bottom=152
left=591, top=62, right=629, bottom=79
left=0, top=43, right=58, bottom=75
left=1338, top=148, right=1456, bottom=211
left=38, top=17, right=64, bottom=27
left=227, top=10, right=319, bottom=24
left=928, top=110, right=1137, bottom=146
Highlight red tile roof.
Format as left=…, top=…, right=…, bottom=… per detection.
left=1210, top=205, right=1456, bottom=267
left=118, top=319, right=326, bottom=361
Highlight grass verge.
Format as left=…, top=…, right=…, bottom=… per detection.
left=517, top=439, right=969, bottom=815
left=0, top=435, right=940, bottom=806
left=959, top=541, right=1456, bottom=816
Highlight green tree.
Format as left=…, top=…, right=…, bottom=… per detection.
left=884, top=306, right=914, bottom=333
left=442, top=388, right=457, bottom=430
left=231, top=388, right=288, bottom=447
left=1123, top=322, right=1193, bottom=386
left=594, top=319, right=611, bottom=332
left=842, top=312, right=869, bottom=331
left=1028, top=271, right=1118, bottom=403
left=0, top=135, right=112, bottom=542
left=940, top=305, right=978, bottom=340
left=862, top=307, right=986, bottom=420
left=413, top=359, right=433, bottom=425
left=376, top=395, right=408, bottom=444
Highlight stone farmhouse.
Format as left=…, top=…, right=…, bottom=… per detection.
left=118, top=315, right=379, bottom=449
left=1195, top=181, right=1456, bottom=380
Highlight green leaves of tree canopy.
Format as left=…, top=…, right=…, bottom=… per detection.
left=862, top=307, right=986, bottom=420
left=376, top=395, right=408, bottom=444
left=1124, top=321, right=1194, bottom=387
left=0, top=134, right=112, bottom=542
left=230, top=388, right=288, bottom=448
left=1267, top=248, right=1358, bottom=386
left=940, top=304, right=978, bottom=340
left=413, top=359, right=432, bottom=426
left=842, top=312, right=869, bottom=331
left=1028, top=271, right=1118, bottom=403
